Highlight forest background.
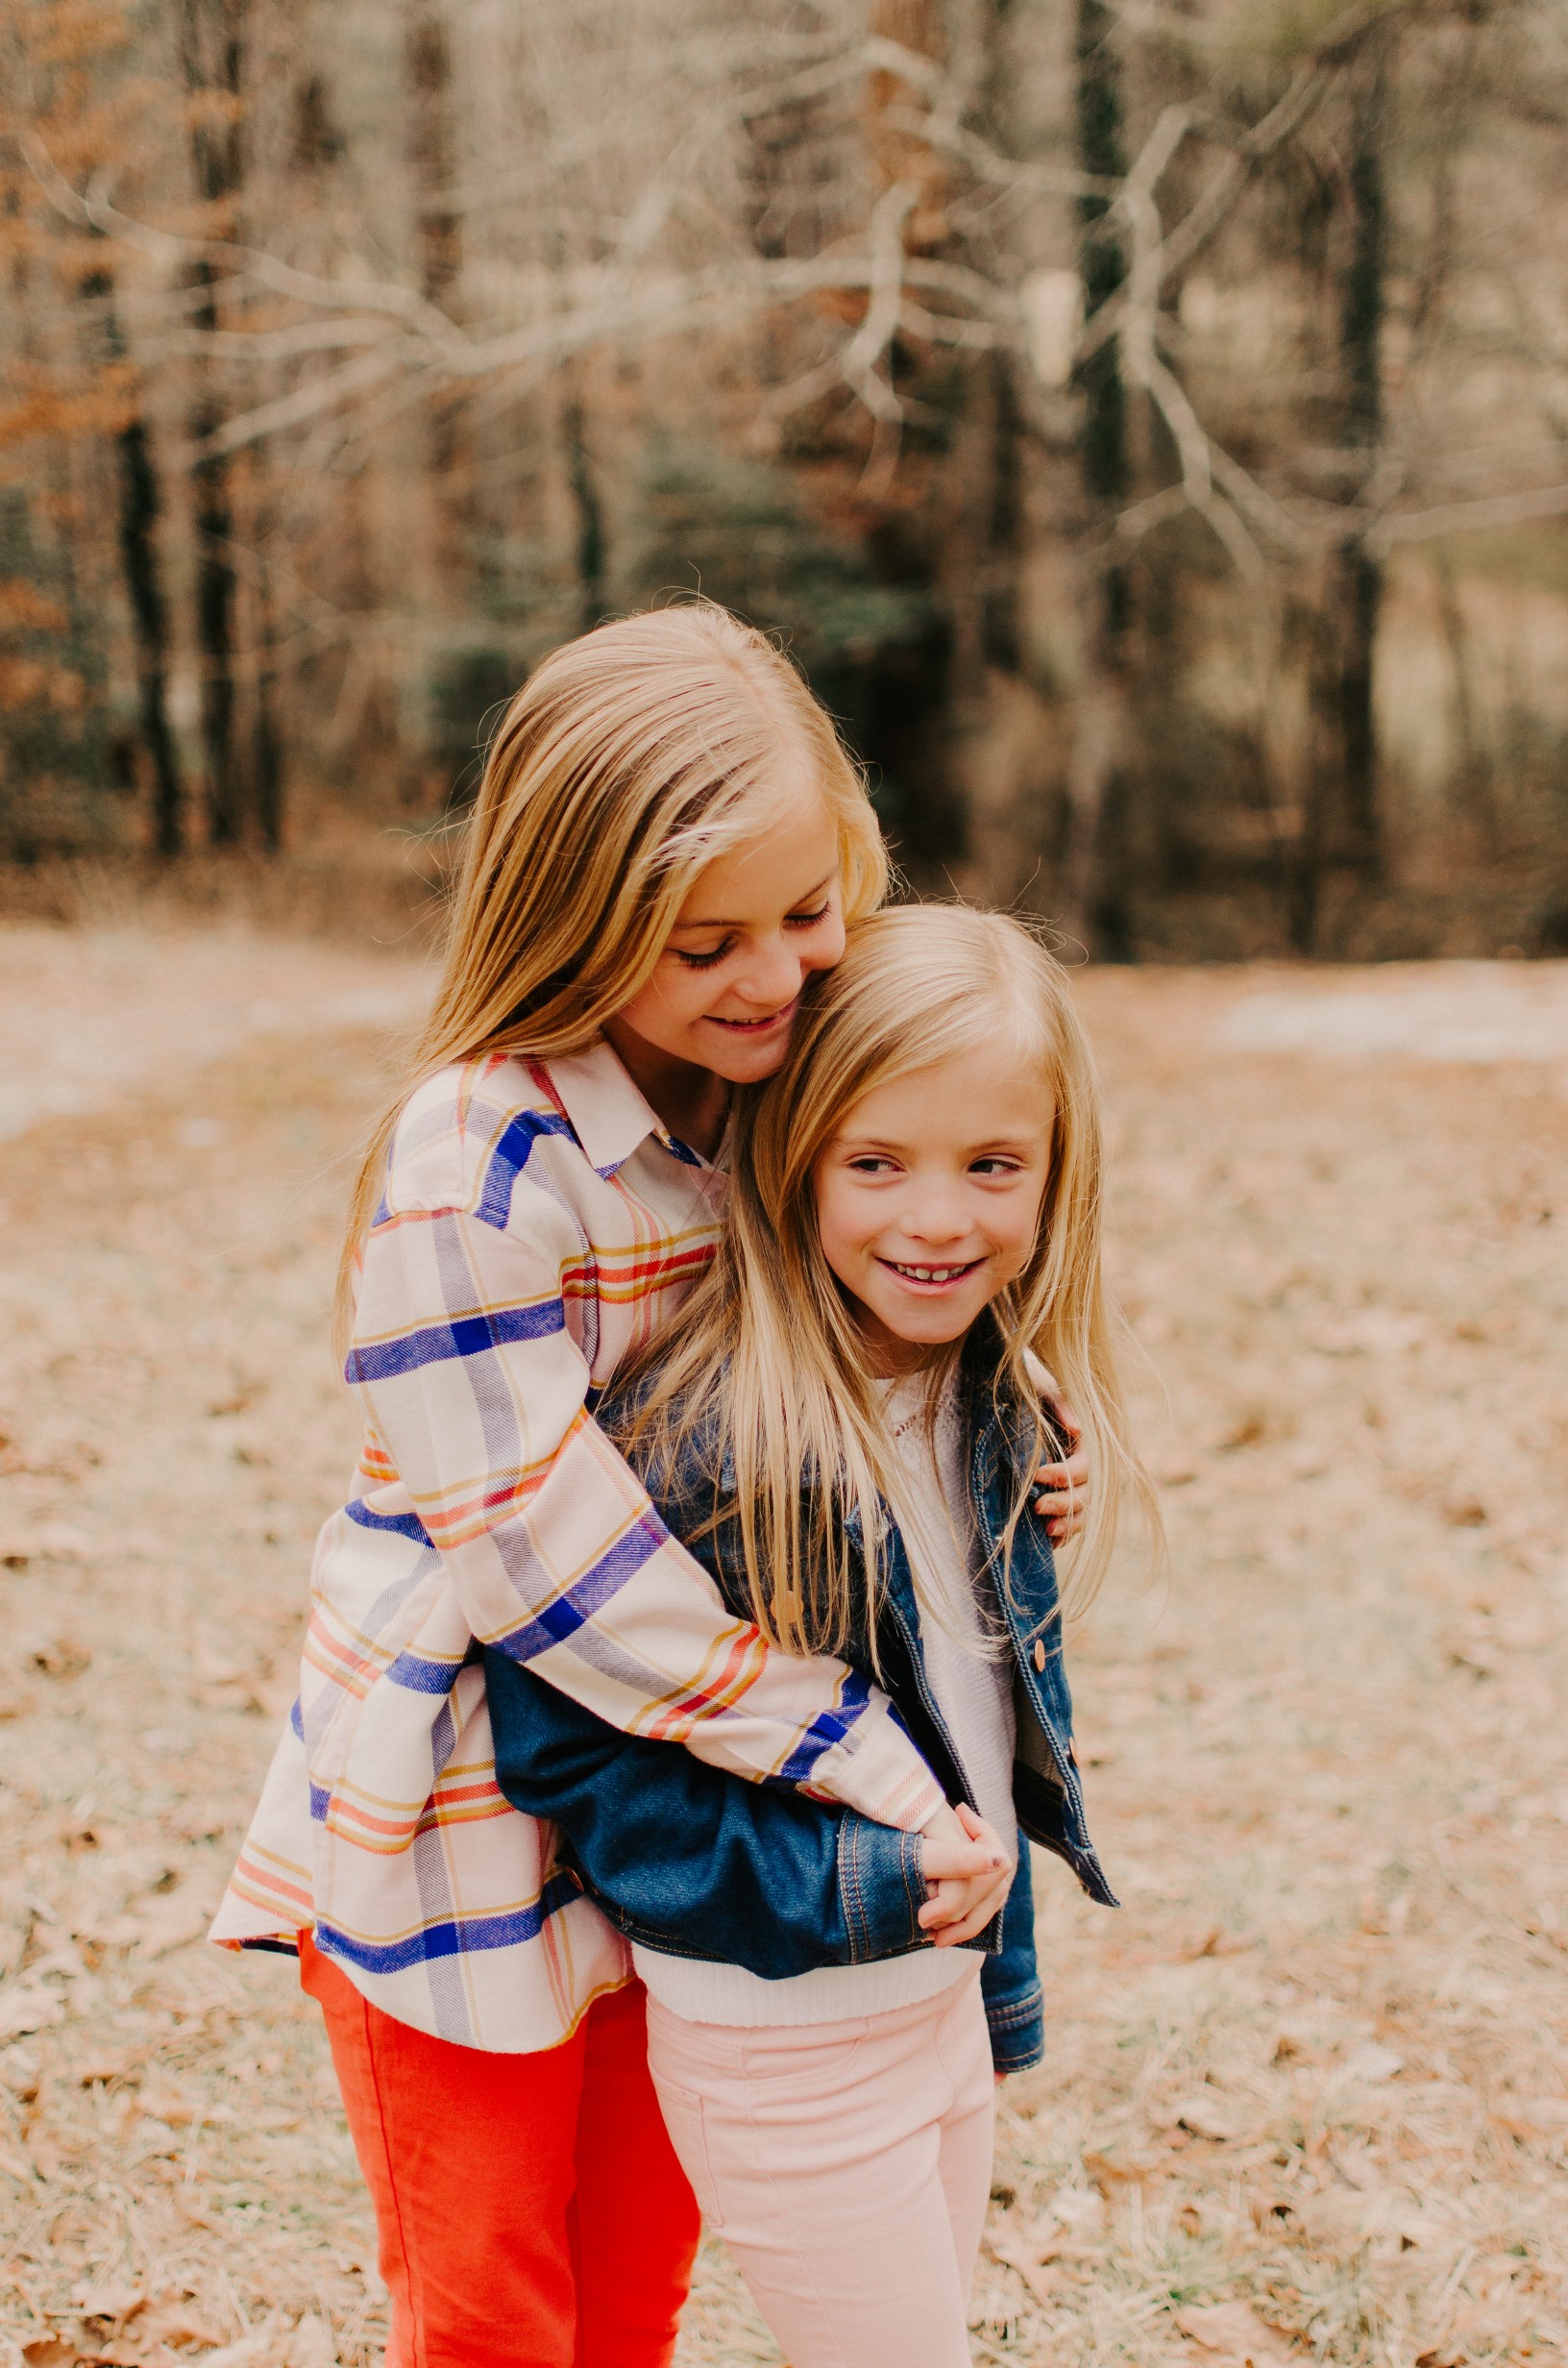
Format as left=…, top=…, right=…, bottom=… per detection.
left=1, top=0, right=1567, bottom=960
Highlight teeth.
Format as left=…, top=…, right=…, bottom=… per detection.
left=893, top=1263, right=968, bottom=1282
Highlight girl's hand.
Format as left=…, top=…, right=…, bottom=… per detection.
left=917, top=1802, right=1015, bottom=1947
left=1034, top=1395, right=1089, bottom=1543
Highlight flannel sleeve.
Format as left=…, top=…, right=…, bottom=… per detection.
left=485, top=1650, right=931, bottom=1971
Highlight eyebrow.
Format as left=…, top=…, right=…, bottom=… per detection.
left=670, top=872, right=835, bottom=933
left=835, top=1134, right=1041, bottom=1157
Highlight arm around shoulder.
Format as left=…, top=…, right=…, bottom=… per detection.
left=486, top=1648, right=931, bottom=1976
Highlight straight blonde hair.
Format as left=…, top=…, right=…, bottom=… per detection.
left=335, top=604, right=887, bottom=1356
left=614, top=904, right=1160, bottom=1648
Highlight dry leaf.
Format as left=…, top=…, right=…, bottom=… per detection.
left=1171, top=2094, right=1242, bottom=2142
left=135, top=2086, right=233, bottom=2129
left=1047, top=2185, right=1107, bottom=2240
left=76, top=2050, right=136, bottom=2086
left=1342, top=2041, right=1404, bottom=2084
left=182, top=2326, right=281, bottom=2368
left=988, top=2242, right=1064, bottom=2310
left=21, top=2340, right=80, bottom=2368
left=1082, top=2149, right=1151, bottom=2195
left=282, top=2317, right=334, bottom=2368
left=1176, top=2301, right=1296, bottom=2363
left=72, top=2287, right=146, bottom=2326
left=135, top=2307, right=226, bottom=2354
left=0, top=1985, right=64, bottom=2041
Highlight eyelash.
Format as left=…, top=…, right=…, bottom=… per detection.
left=846, top=1157, right=1022, bottom=1177
left=674, top=901, right=832, bottom=971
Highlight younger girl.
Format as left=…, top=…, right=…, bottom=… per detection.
left=491, top=903, right=1156, bottom=2368
left=211, top=609, right=1072, bottom=2368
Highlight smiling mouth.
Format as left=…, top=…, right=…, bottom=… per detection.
left=707, top=1000, right=797, bottom=1035
left=877, top=1257, right=986, bottom=1287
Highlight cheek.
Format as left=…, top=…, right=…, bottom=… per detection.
left=621, top=965, right=706, bottom=1036
left=812, top=1188, right=863, bottom=1282
left=988, top=1203, right=1042, bottom=1277
left=808, top=913, right=847, bottom=973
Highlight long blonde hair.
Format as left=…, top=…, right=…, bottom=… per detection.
left=614, top=904, right=1159, bottom=1648
left=336, top=604, right=887, bottom=1355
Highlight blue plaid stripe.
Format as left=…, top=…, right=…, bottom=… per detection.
left=475, top=1110, right=576, bottom=1228
left=344, top=1497, right=434, bottom=1547
left=493, top=1514, right=667, bottom=1662
left=312, top=1871, right=581, bottom=1975
left=345, top=1296, right=564, bottom=1384
left=772, top=1667, right=875, bottom=1782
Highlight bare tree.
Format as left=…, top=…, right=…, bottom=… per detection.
left=179, top=0, right=248, bottom=846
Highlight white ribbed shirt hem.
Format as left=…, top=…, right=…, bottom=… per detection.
left=631, top=1938, right=975, bottom=2026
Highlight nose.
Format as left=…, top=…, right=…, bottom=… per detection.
left=901, top=1185, right=972, bottom=1247
left=728, top=933, right=807, bottom=1011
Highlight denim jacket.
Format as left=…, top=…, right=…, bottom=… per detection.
left=487, top=1321, right=1115, bottom=2074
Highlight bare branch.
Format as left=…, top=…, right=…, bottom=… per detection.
left=1075, top=0, right=1426, bottom=371
left=1366, top=479, right=1568, bottom=554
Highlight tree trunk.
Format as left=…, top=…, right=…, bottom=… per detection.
left=1293, top=42, right=1389, bottom=948
left=1064, top=0, right=1132, bottom=955
left=86, top=268, right=184, bottom=856
left=561, top=381, right=606, bottom=637
left=251, top=479, right=285, bottom=852
left=180, top=0, right=247, bottom=847
left=1336, top=44, right=1386, bottom=878
left=1433, top=549, right=1495, bottom=850
left=406, top=0, right=469, bottom=581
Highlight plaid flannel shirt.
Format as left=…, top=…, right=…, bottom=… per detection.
left=211, top=1041, right=943, bottom=2052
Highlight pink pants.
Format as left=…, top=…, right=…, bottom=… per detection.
left=645, top=1975, right=994, bottom=2368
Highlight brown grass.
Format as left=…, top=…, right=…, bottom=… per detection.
left=0, top=934, right=1563, bottom=2368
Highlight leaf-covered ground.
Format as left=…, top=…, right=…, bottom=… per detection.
left=1, top=927, right=1563, bottom=2368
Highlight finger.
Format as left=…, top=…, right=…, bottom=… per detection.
left=1034, top=1451, right=1089, bottom=1488
left=930, top=1901, right=998, bottom=1947
left=922, top=1870, right=1014, bottom=1938
left=921, top=1839, right=998, bottom=1884
left=919, top=1864, right=1010, bottom=1932
left=953, top=1803, right=1006, bottom=1859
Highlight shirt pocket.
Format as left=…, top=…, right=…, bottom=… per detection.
left=649, top=2076, right=726, bottom=2232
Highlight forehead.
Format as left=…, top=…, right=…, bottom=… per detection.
left=673, top=774, right=838, bottom=924
left=836, top=1041, right=1053, bottom=1143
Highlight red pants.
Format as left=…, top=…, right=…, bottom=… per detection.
left=300, top=1935, right=700, bottom=2368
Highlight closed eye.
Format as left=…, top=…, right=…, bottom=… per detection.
left=784, top=900, right=832, bottom=930
left=674, top=938, right=735, bottom=971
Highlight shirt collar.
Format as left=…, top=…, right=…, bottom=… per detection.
left=542, top=1038, right=706, bottom=1177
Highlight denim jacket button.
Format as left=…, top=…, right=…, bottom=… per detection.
left=1033, top=1638, right=1045, bottom=1673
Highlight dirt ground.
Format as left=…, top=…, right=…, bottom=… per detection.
left=1, top=924, right=1564, bottom=2368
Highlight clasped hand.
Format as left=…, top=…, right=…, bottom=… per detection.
left=916, top=1801, right=1013, bottom=1947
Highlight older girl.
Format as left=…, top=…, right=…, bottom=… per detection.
left=212, top=609, right=1086, bottom=2368
left=491, top=904, right=1157, bottom=2368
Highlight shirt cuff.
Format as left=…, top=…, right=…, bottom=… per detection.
left=837, top=1816, right=929, bottom=1962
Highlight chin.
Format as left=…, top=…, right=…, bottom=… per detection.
left=712, top=1046, right=790, bottom=1084
left=870, top=1303, right=974, bottom=1348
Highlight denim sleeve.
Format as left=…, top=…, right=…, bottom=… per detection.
left=981, top=1837, right=1044, bottom=2074
left=485, top=1648, right=930, bottom=1977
